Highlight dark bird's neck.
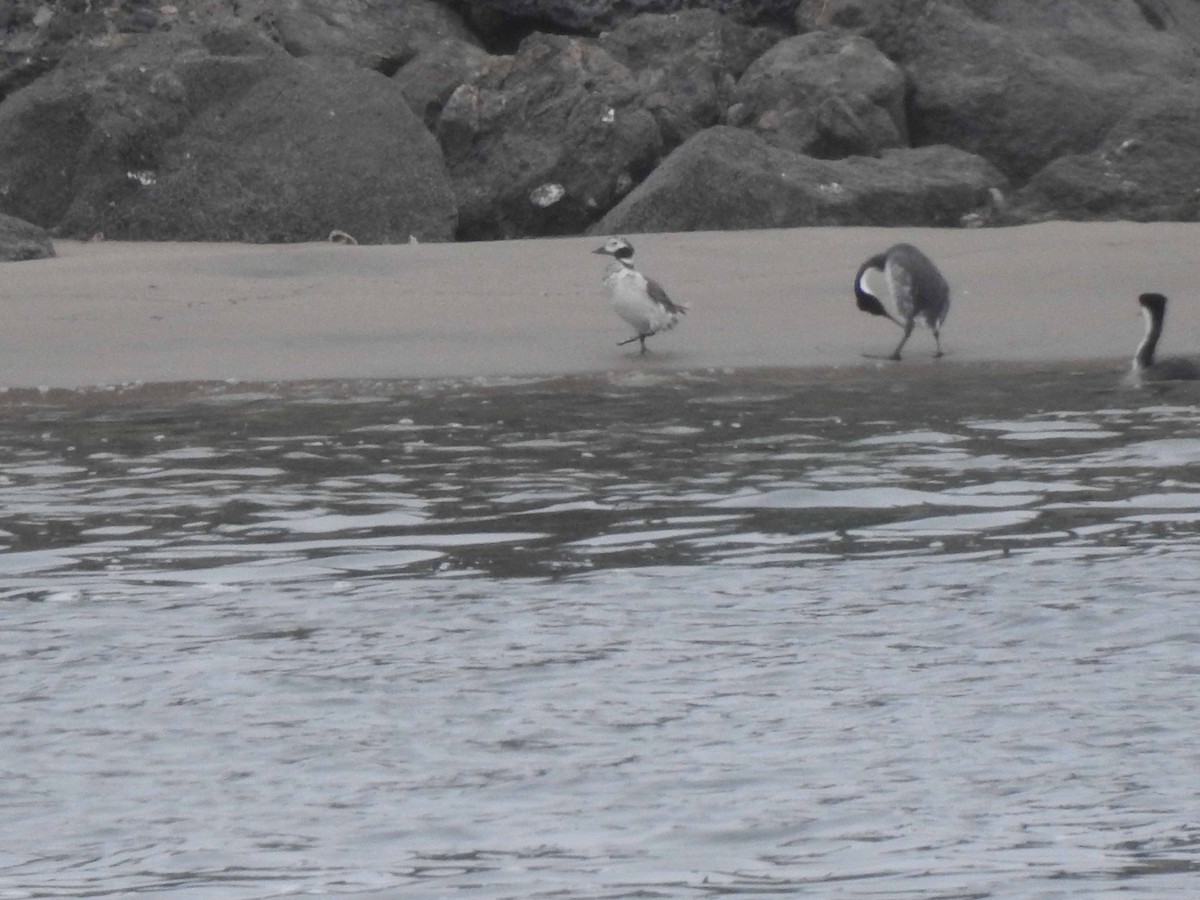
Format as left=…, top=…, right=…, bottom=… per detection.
left=854, top=255, right=889, bottom=318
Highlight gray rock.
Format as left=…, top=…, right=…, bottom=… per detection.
left=7, top=0, right=1200, bottom=241
left=888, top=3, right=1140, bottom=180
left=729, top=31, right=906, bottom=158
left=598, top=9, right=783, bottom=147
left=593, top=126, right=1005, bottom=234
left=395, top=38, right=494, bottom=130
left=0, top=23, right=457, bottom=243
left=1137, top=0, right=1200, bottom=45
left=1007, top=87, right=1200, bottom=222
left=0, top=0, right=477, bottom=107
left=437, top=32, right=662, bottom=239
left=798, top=0, right=1200, bottom=180
left=794, top=0, right=900, bottom=32
left=458, top=0, right=802, bottom=34
left=259, top=0, right=477, bottom=73
left=432, top=13, right=784, bottom=238
left=0, top=212, right=55, bottom=262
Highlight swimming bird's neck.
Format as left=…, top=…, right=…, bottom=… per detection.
left=1135, top=306, right=1162, bottom=370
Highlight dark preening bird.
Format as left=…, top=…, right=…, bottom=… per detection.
left=854, top=243, right=950, bottom=360
left=593, top=236, right=688, bottom=354
left=1130, top=292, right=1200, bottom=382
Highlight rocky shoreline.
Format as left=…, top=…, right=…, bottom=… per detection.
left=2, top=1, right=1199, bottom=254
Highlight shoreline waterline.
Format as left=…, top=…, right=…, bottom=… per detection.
left=0, top=356, right=1144, bottom=411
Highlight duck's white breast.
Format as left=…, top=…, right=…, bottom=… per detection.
left=605, top=268, right=676, bottom=335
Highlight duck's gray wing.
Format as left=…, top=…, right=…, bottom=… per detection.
left=646, top=276, right=688, bottom=314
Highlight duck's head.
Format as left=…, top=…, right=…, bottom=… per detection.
left=593, top=236, right=635, bottom=261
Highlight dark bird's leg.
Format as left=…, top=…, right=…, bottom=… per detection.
left=932, top=326, right=944, bottom=358
left=890, top=320, right=915, bottom=361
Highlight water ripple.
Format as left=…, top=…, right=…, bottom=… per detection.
left=2, top=364, right=1200, bottom=898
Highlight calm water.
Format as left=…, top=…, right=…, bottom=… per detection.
left=2, top=363, right=1200, bottom=899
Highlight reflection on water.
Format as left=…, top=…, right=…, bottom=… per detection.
left=2, top=363, right=1199, bottom=898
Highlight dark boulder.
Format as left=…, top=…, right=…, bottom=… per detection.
left=258, top=0, right=477, bottom=73
left=0, top=23, right=457, bottom=243
left=794, top=0, right=903, bottom=33
left=437, top=33, right=662, bottom=240
left=457, top=0, right=802, bottom=34
left=7, top=0, right=1200, bottom=242
left=884, top=3, right=1146, bottom=180
left=798, top=0, right=1200, bottom=180
left=1, top=1, right=233, bottom=106
left=0, top=212, right=55, bottom=262
left=728, top=31, right=906, bottom=158
left=395, top=38, right=495, bottom=130
left=433, top=13, right=785, bottom=239
left=592, top=126, right=1004, bottom=234
left=0, top=1, right=477, bottom=106
left=1136, top=0, right=1200, bottom=44
left=597, top=10, right=783, bottom=147
left=1007, top=87, right=1200, bottom=222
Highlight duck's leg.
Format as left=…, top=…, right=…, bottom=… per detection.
left=617, top=333, right=652, bottom=353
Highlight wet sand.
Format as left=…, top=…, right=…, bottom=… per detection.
left=2, top=222, right=1197, bottom=389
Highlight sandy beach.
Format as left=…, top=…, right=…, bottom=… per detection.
left=2, top=222, right=1197, bottom=390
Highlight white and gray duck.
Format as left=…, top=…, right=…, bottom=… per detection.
left=593, top=237, right=688, bottom=354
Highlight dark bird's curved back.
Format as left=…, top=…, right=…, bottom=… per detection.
left=853, top=243, right=949, bottom=360
left=890, top=243, right=950, bottom=323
